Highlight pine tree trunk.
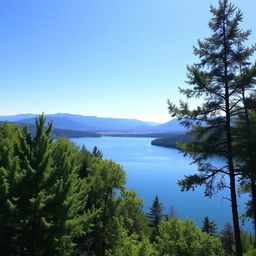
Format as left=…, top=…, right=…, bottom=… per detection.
left=225, top=98, right=242, bottom=256
left=225, top=96, right=242, bottom=256
left=223, top=19, right=242, bottom=255
left=225, top=90, right=242, bottom=256
left=228, top=160, right=242, bottom=256
left=250, top=174, right=256, bottom=237
left=225, top=105, right=242, bottom=256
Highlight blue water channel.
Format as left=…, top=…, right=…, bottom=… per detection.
left=72, top=136, right=252, bottom=232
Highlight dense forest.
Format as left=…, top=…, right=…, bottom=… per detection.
left=1, top=0, right=256, bottom=255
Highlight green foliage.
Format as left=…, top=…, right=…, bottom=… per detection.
left=78, top=157, right=126, bottom=255
left=155, top=217, right=223, bottom=256
left=147, top=195, right=165, bottom=241
left=117, top=190, right=151, bottom=238
left=241, top=231, right=256, bottom=254
left=106, top=222, right=155, bottom=256
left=243, top=248, right=256, bottom=256
left=86, top=158, right=126, bottom=213
left=201, top=216, right=217, bottom=235
left=76, top=153, right=151, bottom=256
left=0, top=116, right=92, bottom=255
left=49, top=134, right=152, bottom=256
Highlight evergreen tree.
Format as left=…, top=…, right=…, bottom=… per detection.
left=0, top=116, right=91, bottom=255
left=201, top=216, right=217, bottom=235
left=168, top=1, right=255, bottom=254
left=0, top=122, right=21, bottom=254
left=220, top=222, right=235, bottom=256
left=147, top=195, right=164, bottom=241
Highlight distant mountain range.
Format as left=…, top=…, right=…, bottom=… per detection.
left=0, top=113, right=187, bottom=135
left=0, top=121, right=100, bottom=138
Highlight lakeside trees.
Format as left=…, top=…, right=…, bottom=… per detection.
left=168, top=0, right=256, bottom=255
left=0, top=117, right=244, bottom=255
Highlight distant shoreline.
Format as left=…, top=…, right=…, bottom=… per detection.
left=97, top=132, right=171, bottom=138
left=151, top=134, right=192, bottom=149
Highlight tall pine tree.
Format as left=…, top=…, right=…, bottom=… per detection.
left=168, top=1, right=255, bottom=255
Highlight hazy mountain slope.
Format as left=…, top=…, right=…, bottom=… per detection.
left=0, top=114, right=188, bottom=133
left=0, top=114, right=37, bottom=122
left=49, top=113, right=158, bottom=131
left=150, top=119, right=187, bottom=133
left=17, top=117, right=86, bottom=131
left=15, top=113, right=158, bottom=132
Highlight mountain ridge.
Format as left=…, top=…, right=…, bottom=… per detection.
left=0, top=113, right=186, bottom=134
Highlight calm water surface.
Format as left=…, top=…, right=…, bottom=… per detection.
left=72, top=136, right=252, bottom=232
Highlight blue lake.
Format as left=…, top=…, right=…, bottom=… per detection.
left=72, top=136, right=252, bottom=232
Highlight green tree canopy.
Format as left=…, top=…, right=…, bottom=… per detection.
left=0, top=116, right=92, bottom=255
left=155, top=217, right=223, bottom=256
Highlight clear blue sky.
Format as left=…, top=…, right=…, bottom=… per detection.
left=0, top=0, right=255, bottom=122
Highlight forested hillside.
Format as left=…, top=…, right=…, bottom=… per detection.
left=151, top=133, right=192, bottom=148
